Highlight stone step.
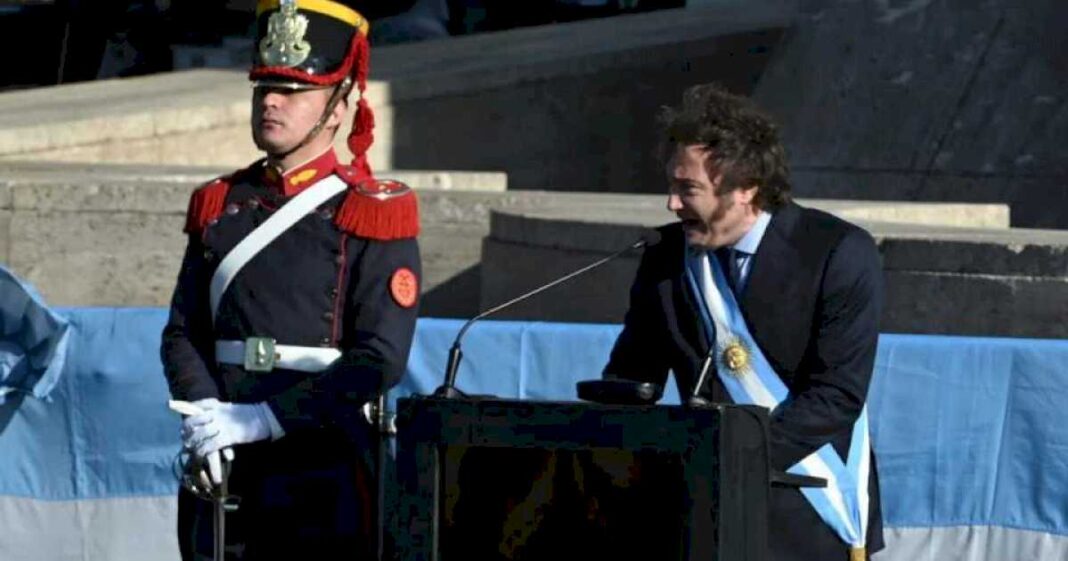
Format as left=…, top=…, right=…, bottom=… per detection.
left=1, top=0, right=1064, bottom=229
left=0, top=160, right=507, bottom=194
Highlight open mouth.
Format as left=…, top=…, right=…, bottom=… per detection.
left=680, top=218, right=704, bottom=231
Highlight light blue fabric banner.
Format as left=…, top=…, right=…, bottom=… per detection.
left=0, top=305, right=1066, bottom=561
left=0, top=266, right=69, bottom=405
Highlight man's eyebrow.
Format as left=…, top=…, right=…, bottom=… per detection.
left=671, top=178, right=700, bottom=188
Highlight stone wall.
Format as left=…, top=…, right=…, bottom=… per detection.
left=750, top=0, right=1068, bottom=229
left=3, top=163, right=1035, bottom=339
left=0, top=162, right=506, bottom=317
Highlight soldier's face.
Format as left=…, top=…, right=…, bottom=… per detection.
left=665, top=144, right=757, bottom=250
left=251, top=86, right=333, bottom=155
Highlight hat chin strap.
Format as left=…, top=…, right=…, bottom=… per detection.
left=268, top=76, right=355, bottom=163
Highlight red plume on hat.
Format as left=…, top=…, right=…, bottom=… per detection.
left=249, top=0, right=376, bottom=176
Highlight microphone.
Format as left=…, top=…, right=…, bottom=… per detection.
left=433, top=230, right=662, bottom=399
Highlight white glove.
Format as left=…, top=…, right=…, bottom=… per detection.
left=177, top=397, right=220, bottom=451
left=171, top=399, right=236, bottom=486
left=182, top=399, right=273, bottom=459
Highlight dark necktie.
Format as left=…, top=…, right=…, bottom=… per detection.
left=714, top=247, right=740, bottom=295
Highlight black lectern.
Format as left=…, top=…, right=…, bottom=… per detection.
left=388, top=396, right=771, bottom=561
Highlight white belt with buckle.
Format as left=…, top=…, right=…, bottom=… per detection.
left=215, top=338, right=341, bottom=372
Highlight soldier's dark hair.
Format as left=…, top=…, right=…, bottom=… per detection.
left=658, top=83, right=791, bottom=210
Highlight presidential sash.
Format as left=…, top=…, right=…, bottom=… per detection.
left=684, top=246, right=871, bottom=560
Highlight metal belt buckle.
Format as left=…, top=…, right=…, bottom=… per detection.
left=244, top=337, right=278, bottom=372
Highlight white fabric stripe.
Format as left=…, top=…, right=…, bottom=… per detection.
left=858, top=412, right=871, bottom=541
left=209, top=175, right=347, bottom=323
left=0, top=495, right=179, bottom=561
left=796, top=454, right=859, bottom=541
left=875, top=526, right=1068, bottom=561
left=696, top=256, right=732, bottom=350
left=214, top=340, right=341, bottom=372
left=735, top=366, right=779, bottom=409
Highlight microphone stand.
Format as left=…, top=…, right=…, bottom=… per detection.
left=433, top=235, right=655, bottom=399
left=686, top=346, right=717, bottom=408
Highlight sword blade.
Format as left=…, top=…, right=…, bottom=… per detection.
left=214, top=497, right=225, bottom=561
left=214, top=462, right=229, bottom=561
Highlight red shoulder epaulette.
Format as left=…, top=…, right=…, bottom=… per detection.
left=183, top=176, right=232, bottom=234
left=333, top=166, right=420, bottom=240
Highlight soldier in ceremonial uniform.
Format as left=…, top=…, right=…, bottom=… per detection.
left=160, top=1, right=420, bottom=559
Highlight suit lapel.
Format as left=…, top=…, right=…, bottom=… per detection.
left=740, top=204, right=804, bottom=359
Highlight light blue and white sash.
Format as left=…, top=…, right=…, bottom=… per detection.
left=684, top=246, right=871, bottom=557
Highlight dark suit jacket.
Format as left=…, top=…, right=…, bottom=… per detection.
left=603, top=201, right=885, bottom=560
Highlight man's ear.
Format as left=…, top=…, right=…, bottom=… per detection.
left=737, top=185, right=759, bottom=205
left=327, top=96, right=349, bottom=129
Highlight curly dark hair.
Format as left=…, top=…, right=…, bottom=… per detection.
left=658, top=83, right=791, bottom=210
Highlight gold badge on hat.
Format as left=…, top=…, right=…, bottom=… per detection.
left=259, top=0, right=311, bottom=68
left=721, top=338, right=751, bottom=375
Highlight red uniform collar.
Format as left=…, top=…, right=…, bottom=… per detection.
left=263, top=148, right=339, bottom=197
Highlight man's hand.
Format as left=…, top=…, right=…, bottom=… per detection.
left=182, top=399, right=273, bottom=459
left=171, top=399, right=236, bottom=487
